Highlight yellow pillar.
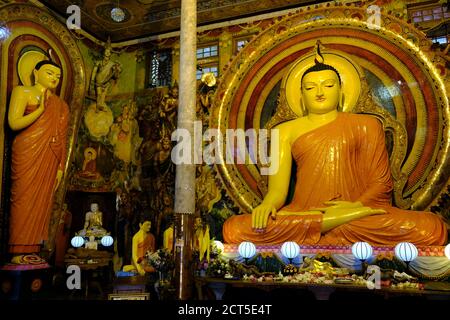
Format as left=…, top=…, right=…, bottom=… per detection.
left=172, top=41, right=180, bottom=85
left=219, top=32, right=233, bottom=74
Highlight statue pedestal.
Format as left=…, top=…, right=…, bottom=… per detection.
left=0, top=264, right=52, bottom=300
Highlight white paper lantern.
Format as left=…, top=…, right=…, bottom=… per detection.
left=394, top=242, right=418, bottom=262
left=101, top=235, right=114, bottom=247
left=238, top=241, right=256, bottom=259
left=213, top=240, right=224, bottom=253
left=281, top=241, right=300, bottom=260
left=71, top=236, right=85, bottom=248
left=351, top=242, right=373, bottom=261
left=444, top=243, right=450, bottom=260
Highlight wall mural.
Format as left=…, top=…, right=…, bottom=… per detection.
left=66, top=58, right=244, bottom=265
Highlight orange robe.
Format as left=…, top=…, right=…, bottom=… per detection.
left=223, top=113, right=447, bottom=246
left=9, top=95, right=69, bottom=253
left=137, top=233, right=156, bottom=263
left=137, top=233, right=155, bottom=272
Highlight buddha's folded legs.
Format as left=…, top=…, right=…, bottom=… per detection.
left=319, top=207, right=447, bottom=246
left=223, top=207, right=447, bottom=246
left=223, top=213, right=323, bottom=245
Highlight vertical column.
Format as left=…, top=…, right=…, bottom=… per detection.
left=174, top=0, right=197, bottom=300
left=172, top=41, right=180, bottom=85
left=218, top=33, right=232, bottom=74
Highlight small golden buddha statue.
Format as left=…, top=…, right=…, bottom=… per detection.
left=77, top=203, right=109, bottom=238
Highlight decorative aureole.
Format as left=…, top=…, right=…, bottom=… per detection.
left=211, top=4, right=449, bottom=215
left=17, top=51, right=48, bottom=86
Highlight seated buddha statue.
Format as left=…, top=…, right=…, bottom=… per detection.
left=123, top=220, right=156, bottom=275
left=77, top=203, right=109, bottom=238
left=223, top=45, right=447, bottom=246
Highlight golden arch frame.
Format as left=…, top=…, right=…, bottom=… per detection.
left=211, top=5, right=449, bottom=214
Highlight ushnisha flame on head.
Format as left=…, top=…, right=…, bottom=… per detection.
left=301, top=41, right=341, bottom=85
left=314, top=40, right=325, bottom=64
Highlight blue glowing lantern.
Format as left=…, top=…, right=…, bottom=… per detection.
left=71, top=236, right=85, bottom=248
left=351, top=242, right=373, bottom=261
left=445, top=244, right=450, bottom=260
left=238, top=242, right=256, bottom=262
left=213, top=240, right=224, bottom=253
left=101, top=235, right=114, bottom=247
left=394, top=242, right=418, bottom=263
left=281, top=241, right=300, bottom=263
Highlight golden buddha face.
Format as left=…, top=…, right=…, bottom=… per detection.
left=301, top=69, right=340, bottom=115
left=33, top=64, right=61, bottom=89
left=90, top=203, right=99, bottom=212
left=141, top=221, right=151, bottom=232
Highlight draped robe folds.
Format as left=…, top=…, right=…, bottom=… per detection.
left=9, top=95, right=69, bottom=253
left=137, top=233, right=155, bottom=264
left=223, top=113, right=448, bottom=246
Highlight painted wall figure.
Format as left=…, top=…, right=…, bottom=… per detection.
left=159, top=84, right=178, bottom=137
left=77, top=147, right=102, bottom=180
left=90, top=37, right=122, bottom=111
left=109, top=101, right=143, bottom=165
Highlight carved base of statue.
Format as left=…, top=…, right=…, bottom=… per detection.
left=9, top=253, right=47, bottom=265
left=77, top=227, right=109, bottom=238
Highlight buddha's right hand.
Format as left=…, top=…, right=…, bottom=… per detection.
left=251, top=203, right=277, bottom=231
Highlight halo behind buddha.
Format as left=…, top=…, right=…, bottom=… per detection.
left=17, top=50, right=47, bottom=86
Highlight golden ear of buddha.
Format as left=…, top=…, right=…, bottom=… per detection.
left=282, top=49, right=363, bottom=117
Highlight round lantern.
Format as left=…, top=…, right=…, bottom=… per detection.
left=110, top=7, right=125, bottom=22
left=238, top=241, right=256, bottom=260
left=281, top=241, right=300, bottom=261
left=213, top=240, right=224, bottom=253
left=351, top=242, right=373, bottom=261
left=101, top=235, right=114, bottom=247
left=444, top=243, right=450, bottom=260
left=394, top=242, right=418, bottom=262
left=71, top=236, right=85, bottom=248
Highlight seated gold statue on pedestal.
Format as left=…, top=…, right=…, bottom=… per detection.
left=85, top=235, right=98, bottom=250
left=223, top=43, right=447, bottom=246
left=77, top=203, right=109, bottom=238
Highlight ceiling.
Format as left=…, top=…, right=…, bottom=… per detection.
left=39, top=0, right=325, bottom=42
